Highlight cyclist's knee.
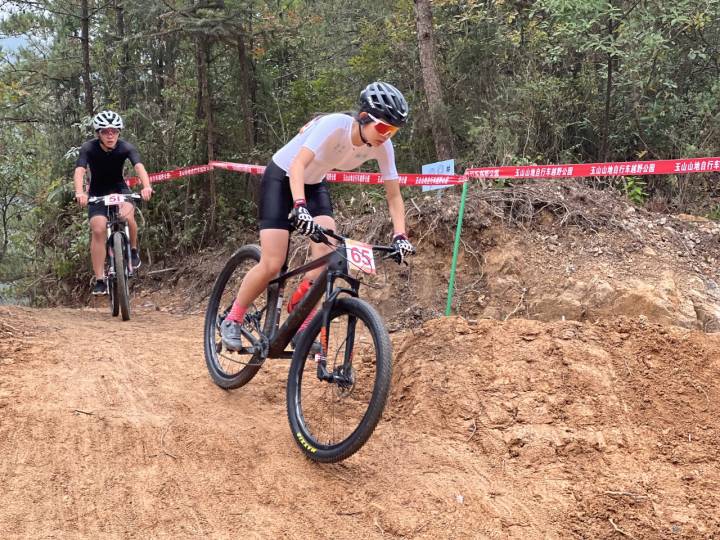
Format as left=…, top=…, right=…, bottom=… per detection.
left=315, top=215, right=335, bottom=229
left=258, top=255, right=284, bottom=277
left=89, top=218, right=106, bottom=236
left=121, top=206, right=136, bottom=223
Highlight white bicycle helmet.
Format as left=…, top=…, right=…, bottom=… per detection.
left=92, top=110, right=124, bottom=131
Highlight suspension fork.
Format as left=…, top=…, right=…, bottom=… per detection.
left=105, top=225, right=116, bottom=277
left=315, top=271, right=361, bottom=383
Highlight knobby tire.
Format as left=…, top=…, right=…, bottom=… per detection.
left=286, top=297, right=392, bottom=463
left=113, top=232, right=131, bottom=321
left=204, top=244, right=265, bottom=389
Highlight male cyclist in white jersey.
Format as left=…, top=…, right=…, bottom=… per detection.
left=220, top=81, right=415, bottom=350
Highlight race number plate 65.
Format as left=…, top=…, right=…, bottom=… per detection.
left=345, top=239, right=376, bottom=275
left=103, top=194, right=124, bottom=206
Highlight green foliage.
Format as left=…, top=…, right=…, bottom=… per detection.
left=708, top=205, right=720, bottom=222
left=1, top=0, right=720, bottom=303
left=622, top=177, right=648, bottom=206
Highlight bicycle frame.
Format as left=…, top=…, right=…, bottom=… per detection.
left=205, top=226, right=402, bottom=462
left=266, top=246, right=354, bottom=358
left=239, top=230, right=393, bottom=362
left=105, top=206, right=129, bottom=277
left=89, top=194, right=139, bottom=276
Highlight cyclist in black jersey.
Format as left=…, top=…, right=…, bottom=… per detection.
left=73, top=110, right=153, bottom=295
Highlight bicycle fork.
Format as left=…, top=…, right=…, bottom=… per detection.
left=106, top=228, right=116, bottom=279
left=105, top=223, right=131, bottom=276
left=315, top=311, right=358, bottom=389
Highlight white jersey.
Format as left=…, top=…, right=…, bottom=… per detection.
left=272, top=113, right=399, bottom=185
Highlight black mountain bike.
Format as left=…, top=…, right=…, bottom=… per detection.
left=204, top=227, right=407, bottom=463
left=88, top=193, right=141, bottom=321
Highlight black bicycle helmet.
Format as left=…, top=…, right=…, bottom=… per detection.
left=359, top=81, right=409, bottom=127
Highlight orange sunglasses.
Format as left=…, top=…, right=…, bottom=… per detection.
left=367, top=113, right=400, bottom=137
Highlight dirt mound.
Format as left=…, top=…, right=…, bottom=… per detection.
left=389, top=316, right=720, bottom=537
left=1, top=306, right=719, bottom=538
left=371, top=181, right=720, bottom=331
left=417, top=183, right=720, bottom=330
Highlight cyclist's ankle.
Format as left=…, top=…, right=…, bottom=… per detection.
left=226, top=301, right=247, bottom=323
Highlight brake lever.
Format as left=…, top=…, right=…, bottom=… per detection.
left=382, top=251, right=409, bottom=266
left=309, top=229, right=329, bottom=244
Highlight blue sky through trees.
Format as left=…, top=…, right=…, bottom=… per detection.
left=0, top=4, right=26, bottom=52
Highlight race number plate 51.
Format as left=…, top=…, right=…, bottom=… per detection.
left=103, top=194, right=124, bottom=206
left=345, top=239, right=376, bottom=275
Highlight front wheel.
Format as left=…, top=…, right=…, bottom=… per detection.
left=113, top=232, right=131, bottom=321
left=287, top=297, right=392, bottom=463
left=108, top=264, right=119, bottom=317
left=203, top=244, right=268, bottom=389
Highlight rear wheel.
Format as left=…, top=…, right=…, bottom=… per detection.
left=113, top=232, right=131, bottom=321
left=286, top=297, right=392, bottom=463
left=203, top=245, right=268, bottom=389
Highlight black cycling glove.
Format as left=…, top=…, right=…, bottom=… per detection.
left=391, top=233, right=415, bottom=264
left=288, top=200, right=318, bottom=237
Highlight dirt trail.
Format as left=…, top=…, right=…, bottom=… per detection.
left=1, top=305, right=720, bottom=539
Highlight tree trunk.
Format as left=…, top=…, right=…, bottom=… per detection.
left=115, top=0, right=130, bottom=111
left=0, top=201, right=11, bottom=266
left=80, top=0, right=94, bottom=115
left=237, top=32, right=255, bottom=149
left=0, top=189, right=18, bottom=266
left=414, top=0, right=454, bottom=160
left=600, top=15, right=615, bottom=162
left=195, top=37, right=216, bottom=238
left=156, top=19, right=166, bottom=116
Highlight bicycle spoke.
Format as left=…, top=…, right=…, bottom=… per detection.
left=297, top=312, right=378, bottom=447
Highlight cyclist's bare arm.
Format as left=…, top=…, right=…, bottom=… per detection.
left=288, top=147, right=315, bottom=202
left=383, top=179, right=406, bottom=235
left=133, top=163, right=153, bottom=200
left=73, top=166, right=88, bottom=206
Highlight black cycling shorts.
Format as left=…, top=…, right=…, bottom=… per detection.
left=258, top=159, right=334, bottom=231
left=87, top=186, right=133, bottom=220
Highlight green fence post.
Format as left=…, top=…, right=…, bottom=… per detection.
left=445, top=180, right=469, bottom=316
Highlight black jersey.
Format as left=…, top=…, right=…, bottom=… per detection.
left=76, top=139, right=142, bottom=196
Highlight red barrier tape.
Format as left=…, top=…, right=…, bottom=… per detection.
left=324, top=171, right=466, bottom=186
left=127, top=164, right=214, bottom=187
left=211, top=161, right=466, bottom=186
left=128, top=157, right=720, bottom=188
left=210, top=161, right=267, bottom=175
left=466, top=157, right=720, bottom=179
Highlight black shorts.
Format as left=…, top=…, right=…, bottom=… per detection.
left=88, top=186, right=133, bottom=220
left=258, top=160, right=334, bottom=231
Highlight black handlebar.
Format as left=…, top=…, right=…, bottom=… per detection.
left=311, top=225, right=396, bottom=253
left=88, top=193, right=143, bottom=205
left=308, top=224, right=415, bottom=266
